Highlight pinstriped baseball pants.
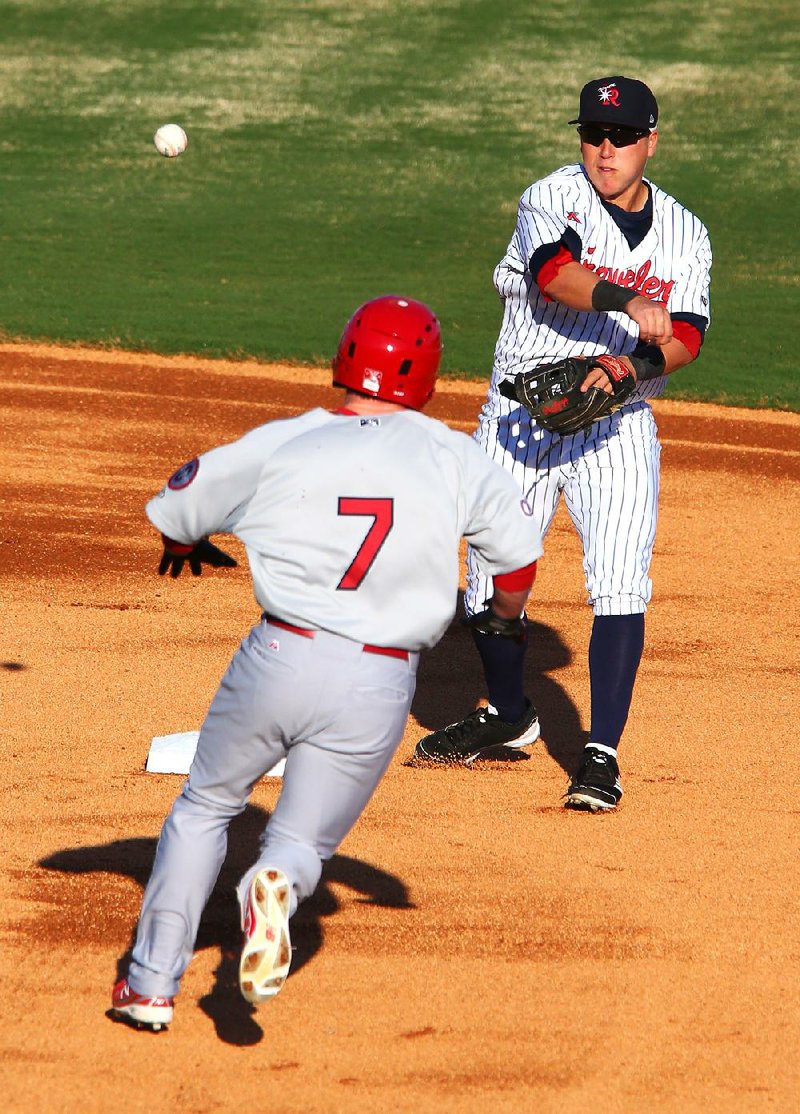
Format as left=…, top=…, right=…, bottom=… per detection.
left=467, top=401, right=661, bottom=617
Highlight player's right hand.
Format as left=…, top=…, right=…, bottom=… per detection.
left=158, top=536, right=238, bottom=578
left=625, top=294, right=672, bottom=345
left=462, top=607, right=528, bottom=643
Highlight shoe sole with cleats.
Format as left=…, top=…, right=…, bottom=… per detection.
left=239, top=868, right=292, bottom=1005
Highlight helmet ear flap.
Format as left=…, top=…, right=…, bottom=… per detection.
left=332, top=296, right=441, bottom=409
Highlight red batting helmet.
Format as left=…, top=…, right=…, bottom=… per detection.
left=332, top=295, right=441, bottom=410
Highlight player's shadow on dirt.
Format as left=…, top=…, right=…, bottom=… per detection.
left=411, top=596, right=587, bottom=775
left=39, top=804, right=412, bottom=1047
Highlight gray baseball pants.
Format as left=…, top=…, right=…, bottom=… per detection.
left=128, top=617, right=418, bottom=999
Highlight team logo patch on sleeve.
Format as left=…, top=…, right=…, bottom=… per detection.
left=167, top=458, right=199, bottom=490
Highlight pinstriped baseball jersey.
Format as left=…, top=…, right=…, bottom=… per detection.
left=146, top=408, right=543, bottom=651
left=466, top=161, right=711, bottom=619
left=491, top=163, right=712, bottom=401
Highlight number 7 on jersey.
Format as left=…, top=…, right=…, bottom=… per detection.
left=337, top=497, right=394, bottom=590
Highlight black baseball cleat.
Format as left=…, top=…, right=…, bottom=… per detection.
left=413, top=701, right=540, bottom=765
left=565, top=746, right=623, bottom=811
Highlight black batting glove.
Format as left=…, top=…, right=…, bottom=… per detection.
left=158, top=536, right=238, bottom=578
left=461, top=607, right=528, bottom=644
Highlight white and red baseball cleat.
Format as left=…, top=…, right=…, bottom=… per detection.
left=239, top=868, right=292, bottom=1004
left=111, top=977, right=174, bottom=1031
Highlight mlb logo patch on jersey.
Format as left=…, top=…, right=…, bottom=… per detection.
left=168, top=458, right=199, bottom=490
left=360, top=417, right=381, bottom=428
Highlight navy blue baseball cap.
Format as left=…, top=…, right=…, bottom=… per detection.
left=569, top=76, right=658, bottom=131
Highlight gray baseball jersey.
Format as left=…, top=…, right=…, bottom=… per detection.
left=146, top=408, right=542, bottom=650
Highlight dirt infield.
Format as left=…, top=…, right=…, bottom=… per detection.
left=2, top=344, right=798, bottom=1113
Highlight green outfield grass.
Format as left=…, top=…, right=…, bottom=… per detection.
left=0, top=0, right=797, bottom=409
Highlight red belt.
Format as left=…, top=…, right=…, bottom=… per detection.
left=264, top=616, right=409, bottom=661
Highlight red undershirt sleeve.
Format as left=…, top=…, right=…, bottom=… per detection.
left=494, top=561, right=538, bottom=592
left=671, top=319, right=703, bottom=359
left=534, top=246, right=576, bottom=300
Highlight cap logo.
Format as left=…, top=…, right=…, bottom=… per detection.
left=598, top=83, right=620, bottom=107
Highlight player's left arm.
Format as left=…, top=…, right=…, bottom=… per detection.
left=637, top=317, right=705, bottom=375
left=626, top=222, right=712, bottom=381
left=580, top=318, right=705, bottom=395
left=659, top=221, right=712, bottom=373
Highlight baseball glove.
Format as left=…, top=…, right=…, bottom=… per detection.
left=498, top=354, right=636, bottom=435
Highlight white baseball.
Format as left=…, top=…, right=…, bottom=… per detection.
left=154, top=123, right=188, bottom=158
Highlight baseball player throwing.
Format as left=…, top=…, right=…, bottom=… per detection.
left=414, top=76, right=712, bottom=812
left=111, top=296, right=543, bottom=1031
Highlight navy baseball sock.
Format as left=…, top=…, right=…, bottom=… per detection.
left=589, top=613, right=645, bottom=749
left=472, top=629, right=528, bottom=723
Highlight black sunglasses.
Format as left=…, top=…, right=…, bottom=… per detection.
left=578, top=124, right=649, bottom=148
